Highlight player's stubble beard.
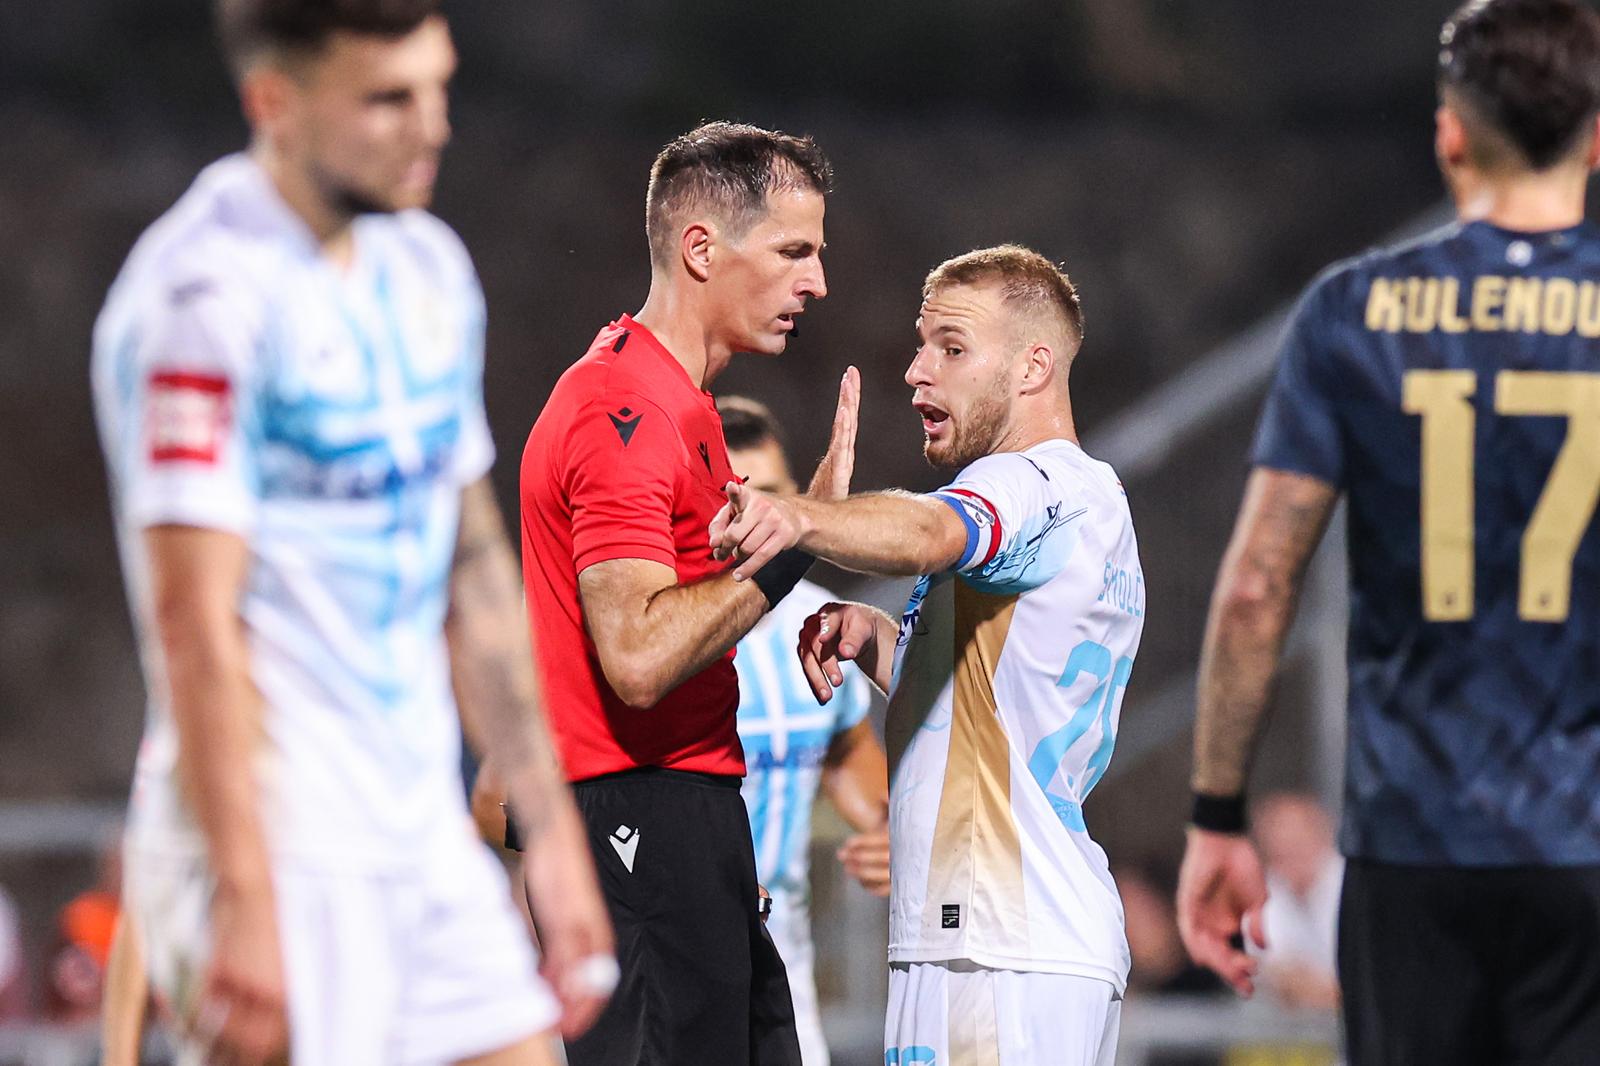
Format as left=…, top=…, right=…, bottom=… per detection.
left=924, top=369, right=1011, bottom=470
left=309, top=158, right=410, bottom=220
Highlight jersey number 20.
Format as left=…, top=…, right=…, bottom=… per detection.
left=1403, top=369, right=1600, bottom=622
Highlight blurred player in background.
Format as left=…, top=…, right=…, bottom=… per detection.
left=519, top=121, right=857, bottom=1066
left=1176, top=1, right=1600, bottom=1062
left=719, top=395, right=891, bottom=1066
left=90, top=2, right=611, bottom=1063
left=1251, top=793, right=1341, bottom=1011
left=713, top=245, right=1144, bottom=1066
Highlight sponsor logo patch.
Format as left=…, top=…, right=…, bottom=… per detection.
left=147, top=371, right=231, bottom=464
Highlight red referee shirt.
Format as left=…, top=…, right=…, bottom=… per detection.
left=521, top=315, right=745, bottom=781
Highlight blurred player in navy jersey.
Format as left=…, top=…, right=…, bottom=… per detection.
left=1176, top=2, right=1600, bottom=1063
left=720, top=395, right=890, bottom=1066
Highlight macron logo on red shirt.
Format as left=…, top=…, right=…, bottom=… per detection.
left=147, top=371, right=231, bottom=464
left=608, top=406, right=643, bottom=447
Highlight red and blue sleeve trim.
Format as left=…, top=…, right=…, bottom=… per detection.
left=933, top=488, right=1003, bottom=571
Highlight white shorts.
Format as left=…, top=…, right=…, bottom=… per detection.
left=766, top=889, right=828, bottom=1066
left=886, top=961, right=1120, bottom=1066
left=127, top=824, right=558, bottom=1066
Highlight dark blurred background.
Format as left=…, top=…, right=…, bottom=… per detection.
left=0, top=0, right=1474, bottom=1059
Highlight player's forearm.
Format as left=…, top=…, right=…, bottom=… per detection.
left=159, top=612, right=273, bottom=891
left=791, top=492, right=965, bottom=576
left=1191, top=571, right=1299, bottom=796
left=447, top=483, right=568, bottom=844
left=822, top=723, right=890, bottom=831
left=845, top=606, right=899, bottom=695
left=1191, top=469, right=1336, bottom=797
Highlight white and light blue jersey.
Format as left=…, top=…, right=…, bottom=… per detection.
left=92, top=155, right=493, bottom=867
left=885, top=439, right=1145, bottom=990
left=736, top=577, right=871, bottom=899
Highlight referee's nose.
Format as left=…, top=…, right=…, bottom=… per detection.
left=799, top=256, right=827, bottom=302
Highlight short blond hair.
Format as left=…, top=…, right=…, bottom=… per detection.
left=923, top=244, right=1084, bottom=351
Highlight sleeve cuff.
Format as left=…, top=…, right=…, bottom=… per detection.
left=931, top=492, right=980, bottom=570
left=127, top=493, right=257, bottom=538
left=573, top=542, right=680, bottom=574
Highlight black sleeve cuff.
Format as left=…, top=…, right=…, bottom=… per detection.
left=751, top=549, right=815, bottom=608
left=1190, top=791, right=1248, bottom=834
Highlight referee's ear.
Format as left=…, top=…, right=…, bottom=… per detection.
left=680, top=221, right=714, bottom=282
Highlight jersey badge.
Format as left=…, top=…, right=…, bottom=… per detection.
left=146, top=371, right=231, bottom=464
left=608, top=406, right=643, bottom=447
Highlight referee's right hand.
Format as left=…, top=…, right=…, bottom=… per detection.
left=1175, top=826, right=1268, bottom=997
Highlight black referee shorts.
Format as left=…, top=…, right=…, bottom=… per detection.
left=563, top=768, right=802, bottom=1066
left=1339, top=858, right=1600, bottom=1066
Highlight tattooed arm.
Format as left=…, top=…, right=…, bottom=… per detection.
left=1191, top=469, right=1338, bottom=795
left=445, top=477, right=613, bottom=1038
left=1176, top=467, right=1338, bottom=997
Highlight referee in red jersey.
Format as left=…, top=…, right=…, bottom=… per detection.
left=518, top=122, right=858, bottom=1066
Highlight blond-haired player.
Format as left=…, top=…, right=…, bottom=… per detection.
left=712, top=245, right=1144, bottom=1066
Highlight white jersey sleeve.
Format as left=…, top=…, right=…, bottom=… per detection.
left=109, top=264, right=266, bottom=536
left=930, top=451, right=1084, bottom=592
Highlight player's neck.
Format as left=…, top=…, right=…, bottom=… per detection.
left=633, top=283, right=730, bottom=391
left=251, top=144, right=358, bottom=268
left=1451, top=167, right=1589, bottom=233
left=993, top=403, right=1079, bottom=455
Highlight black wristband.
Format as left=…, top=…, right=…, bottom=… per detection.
left=1190, top=791, right=1248, bottom=834
left=751, top=549, right=815, bottom=608
left=502, top=805, right=523, bottom=852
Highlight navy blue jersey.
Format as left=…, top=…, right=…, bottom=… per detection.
left=1253, top=219, right=1600, bottom=866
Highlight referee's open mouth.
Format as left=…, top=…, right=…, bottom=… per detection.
left=776, top=311, right=802, bottom=336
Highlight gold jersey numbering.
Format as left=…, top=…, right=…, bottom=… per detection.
left=1402, top=369, right=1600, bottom=623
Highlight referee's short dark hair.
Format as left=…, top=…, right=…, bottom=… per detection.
left=716, top=395, right=784, bottom=454
left=216, top=0, right=441, bottom=78
left=646, top=122, right=834, bottom=269
left=1438, top=0, right=1600, bottom=170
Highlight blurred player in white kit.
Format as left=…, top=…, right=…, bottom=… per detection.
left=719, top=395, right=891, bottom=1066
left=90, top=2, right=611, bottom=1063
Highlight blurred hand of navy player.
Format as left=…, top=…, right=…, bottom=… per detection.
left=797, top=602, right=885, bottom=702
left=837, top=827, right=891, bottom=898
left=804, top=366, right=861, bottom=501
left=1175, top=827, right=1269, bottom=998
